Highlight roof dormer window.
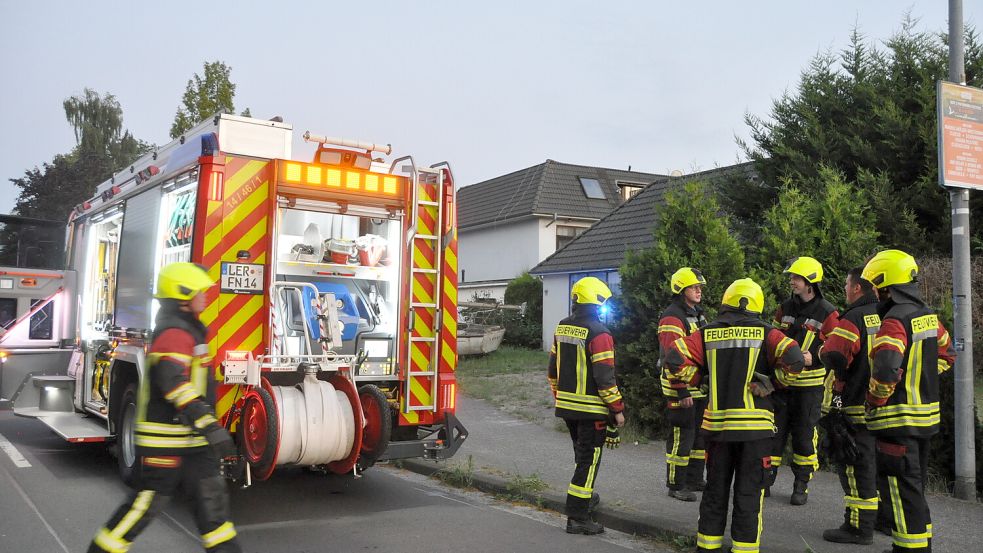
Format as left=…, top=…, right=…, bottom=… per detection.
left=617, top=181, right=645, bottom=201
left=579, top=177, right=606, bottom=199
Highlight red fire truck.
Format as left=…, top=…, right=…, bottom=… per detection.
left=6, top=113, right=466, bottom=483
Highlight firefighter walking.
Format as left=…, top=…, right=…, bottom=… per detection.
left=665, top=278, right=804, bottom=553
left=766, top=256, right=839, bottom=504
left=658, top=267, right=708, bottom=502
left=88, top=263, right=241, bottom=553
left=818, top=267, right=893, bottom=545
left=548, top=276, right=625, bottom=535
left=863, top=250, right=956, bottom=553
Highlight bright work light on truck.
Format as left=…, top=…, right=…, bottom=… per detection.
left=279, top=161, right=405, bottom=200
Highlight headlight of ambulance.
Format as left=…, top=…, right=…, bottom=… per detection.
left=357, top=339, right=395, bottom=376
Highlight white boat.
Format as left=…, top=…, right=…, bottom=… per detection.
left=457, top=323, right=506, bottom=356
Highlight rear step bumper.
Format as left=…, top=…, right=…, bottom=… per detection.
left=13, top=409, right=112, bottom=443
left=379, top=412, right=468, bottom=462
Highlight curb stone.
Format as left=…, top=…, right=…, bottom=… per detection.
left=400, top=459, right=695, bottom=546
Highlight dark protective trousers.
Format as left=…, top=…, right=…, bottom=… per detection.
left=665, top=397, right=707, bottom=491
left=89, top=449, right=242, bottom=553
left=833, top=426, right=881, bottom=535
left=696, top=438, right=770, bottom=553
left=564, top=418, right=607, bottom=521
left=876, top=436, right=932, bottom=552
left=769, top=388, right=821, bottom=486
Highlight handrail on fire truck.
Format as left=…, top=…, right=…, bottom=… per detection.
left=303, top=131, right=393, bottom=155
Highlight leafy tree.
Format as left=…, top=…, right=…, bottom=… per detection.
left=616, top=181, right=746, bottom=437
left=171, top=61, right=251, bottom=138
left=731, top=18, right=983, bottom=255
left=10, top=89, right=149, bottom=221
left=750, top=166, right=879, bottom=311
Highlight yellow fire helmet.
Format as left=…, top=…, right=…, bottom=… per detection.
left=571, top=276, right=612, bottom=305
left=670, top=267, right=707, bottom=294
left=156, top=262, right=214, bottom=301
left=862, top=249, right=918, bottom=289
left=783, top=256, right=824, bottom=284
left=721, top=278, right=764, bottom=314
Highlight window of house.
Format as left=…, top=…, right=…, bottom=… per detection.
left=617, top=181, right=644, bottom=201
left=556, top=225, right=584, bottom=250
left=578, top=177, right=606, bottom=199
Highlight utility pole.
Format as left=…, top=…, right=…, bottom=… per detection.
left=947, top=0, right=976, bottom=501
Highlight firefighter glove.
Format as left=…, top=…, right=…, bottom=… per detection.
left=203, top=424, right=237, bottom=459
left=604, top=425, right=621, bottom=449
left=818, top=410, right=859, bottom=465
left=749, top=372, right=775, bottom=397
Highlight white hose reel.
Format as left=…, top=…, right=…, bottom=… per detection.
left=272, top=372, right=358, bottom=466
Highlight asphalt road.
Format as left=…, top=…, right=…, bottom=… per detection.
left=0, top=410, right=671, bottom=553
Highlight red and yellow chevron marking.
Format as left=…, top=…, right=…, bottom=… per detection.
left=196, top=157, right=273, bottom=421
left=401, top=181, right=440, bottom=426
left=438, top=192, right=458, bottom=373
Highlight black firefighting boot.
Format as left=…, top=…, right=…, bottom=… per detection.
left=822, top=523, right=873, bottom=545
left=588, top=492, right=600, bottom=515
left=668, top=488, right=697, bottom=502
left=566, top=517, right=605, bottom=535
left=790, top=480, right=808, bottom=506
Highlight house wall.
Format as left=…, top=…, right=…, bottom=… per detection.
left=459, top=217, right=595, bottom=287
left=541, top=273, right=569, bottom=351
left=458, top=282, right=508, bottom=303
left=459, top=218, right=542, bottom=285
left=539, top=269, right=621, bottom=352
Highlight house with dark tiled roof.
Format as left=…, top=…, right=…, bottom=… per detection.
left=530, top=162, right=757, bottom=350
left=457, top=160, right=664, bottom=301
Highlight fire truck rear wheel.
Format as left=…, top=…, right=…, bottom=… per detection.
left=114, top=383, right=138, bottom=486
left=357, top=385, right=391, bottom=469
left=238, top=387, right=278, bottom=480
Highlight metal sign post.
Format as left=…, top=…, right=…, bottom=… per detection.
left=940, top=0, right=977, bottom=500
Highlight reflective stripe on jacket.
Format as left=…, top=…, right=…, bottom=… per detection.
left=866, top=297, right=956, bottom=437
left=135, top=306, right=218, bottom=456
left=658, top=298, right=707, bottom=401
left=773, top=296, right=838, bottom=388
left=819, top=293, right=880, bottom=425
left=548, top=304, right=623, bottom=420
left=666, top=310, right=804, bottom=442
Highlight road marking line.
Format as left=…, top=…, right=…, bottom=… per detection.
left=0, top=431, right=31, bottom=467
left=161, top=511, right=200, bottom=541
left=1, top=462, right=70, bottom=552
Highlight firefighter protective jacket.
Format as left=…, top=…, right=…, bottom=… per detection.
left=819, top=293, right=880, bottom=425
left=135, top=303, right=223, bottom=456
left=773, top=293, right=838, bottom=389
left=658, top=297, right=707, bottom=402
left=665, top=309, right=804, bottom=442
left=548, top=304, right=624, bottom=420
left=865, top=284, right=956, bottom=437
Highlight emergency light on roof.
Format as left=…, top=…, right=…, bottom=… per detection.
left=278, top=161, right=405, bottom=198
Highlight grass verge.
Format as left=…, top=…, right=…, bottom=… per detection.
left=457, top=347, right=555, bottom=427
left=434, top=455, right=475, bottom=488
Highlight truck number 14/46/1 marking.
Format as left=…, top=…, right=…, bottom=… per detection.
left=220, top=262, right=265, bottom=295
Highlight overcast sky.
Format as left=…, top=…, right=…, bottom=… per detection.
left=1, top=1, right=978, bottom=216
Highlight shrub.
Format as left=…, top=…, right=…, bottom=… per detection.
left=502, top=273, right=543, bottom=349
left=617, top=181, right=746, bottom=438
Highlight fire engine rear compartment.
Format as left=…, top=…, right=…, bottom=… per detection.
left=7, top=114, right=467, bottom=483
